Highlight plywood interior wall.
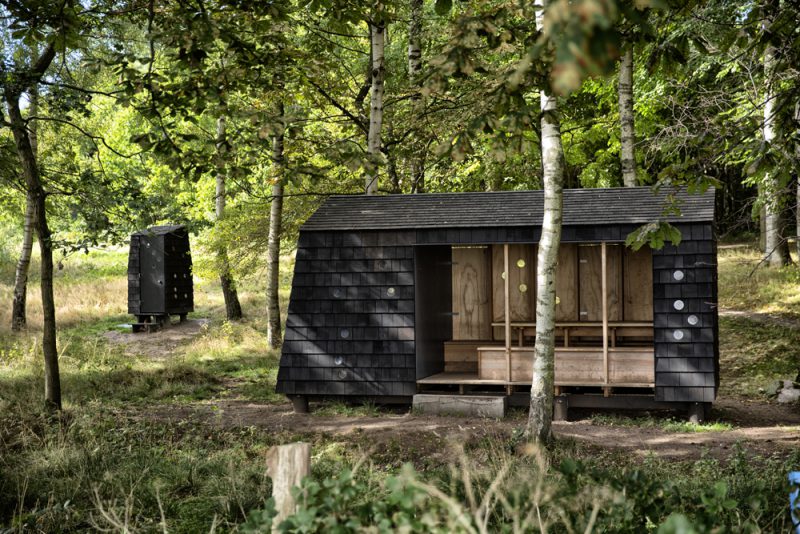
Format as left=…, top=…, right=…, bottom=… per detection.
left=623, top=247, right=653, bottom=321
left=449, top=243, right=653, bottom=343
left=555, top=244, right=578, bottom=321
left=578, top=245, right=622, bottom=321
left=492, top=244, right=535, bottom=322
left=451, top=247, right=491, bottom=340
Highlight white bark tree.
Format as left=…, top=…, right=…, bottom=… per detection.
left=365, top=5, right=385, bottom=195
left=408, top=0, right=424, bottom=193
left=215, top=117, right=243, bottom=320
left=527, top=0, right=565, bottom=442
left=267, top=101, right=285, bottom=348
left=10, top=85, right=37, bottom=331
left=619, top=45, right=637, bottom=187
left=762, top=32, right=791, bottom=266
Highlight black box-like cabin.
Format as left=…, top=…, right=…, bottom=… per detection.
left=128, top=225, right=194, bottom=329
left=277, top=187, right=718, bottom=418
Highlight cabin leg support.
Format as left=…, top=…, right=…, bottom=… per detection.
left=687, top=402, right=710, bottom=424
left=553, top=395, right=569, bottom=422
left=290, top=395, right=309, bottom=414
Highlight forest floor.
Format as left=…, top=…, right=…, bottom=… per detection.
left=1, top=241, right=799, bottom=531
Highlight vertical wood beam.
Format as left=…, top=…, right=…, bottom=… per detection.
left=504, top=244, right=511, bottom=383
left=601, top=242, right=609, bottom=395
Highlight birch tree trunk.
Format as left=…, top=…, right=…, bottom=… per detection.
left=619, top=45, right=637, bottom=187
left=408, top=0, right=425, bottom=193
left=527, top=0, right=565, bottom=442
left=795, top=102, right=800, bottom=260
left=11, top=86, right=38, bottom=331
left=8, top=92, right=61, bottom=410
left=762, top=39, right=791, bottom=267
left=267, top=101, right=285, bottom=348
left=365, top=8, right=385, bottom=195
left=215, top=117, right=243, bottom=320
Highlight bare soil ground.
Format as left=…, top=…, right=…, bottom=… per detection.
left=112, top=314, right=799, bottom=462
left=143, top=396, right=800, bottom=462
left=103, top=318, right=210, bottom=359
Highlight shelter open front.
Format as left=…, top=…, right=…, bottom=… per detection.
left=417, top=242, right=655, bottom=391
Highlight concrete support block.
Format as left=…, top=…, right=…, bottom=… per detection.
left=413, top=394, right=506, bottom=418
left=290, top=395, right=309, bottom=414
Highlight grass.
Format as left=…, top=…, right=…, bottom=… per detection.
left=588, top=413, right=734, bottom=432
left=718, top=242, right=800, bottom=318
left=1, top=235, right=799, bottom=531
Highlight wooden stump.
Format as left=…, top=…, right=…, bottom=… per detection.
left=266, top=442, right=311, bottom=529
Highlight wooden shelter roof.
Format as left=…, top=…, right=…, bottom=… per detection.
left=302, top=186, right=715, bottom=231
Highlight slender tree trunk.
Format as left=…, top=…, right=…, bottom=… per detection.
left=267, top=102, right=285, bottom=348
left=762, top=39, right=791, bottom=267
left=8, top=94, right=61, bottom=411
left=214, top=117, right=243, bottom=320
left=619, top=45, right=637, bottom=187
left=408, top=0, right=425, bottom=193
left=11, top=86, right=39, bottom=331
left=795, top=102, right=800, bottom=260
left=527, top=0, right=564, bottom=442
left=365, top=8, right=385, bottom=195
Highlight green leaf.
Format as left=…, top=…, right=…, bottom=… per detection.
left=434, top=0, right=452, bottom=16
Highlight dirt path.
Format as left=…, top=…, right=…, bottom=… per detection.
left=144, top=396, right=800, bottom=462
left=103, top=318, right=210, bottom=359
left=719, top=308, right=800, bottom=330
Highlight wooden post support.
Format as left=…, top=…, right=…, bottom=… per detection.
left=504, top=243, right=511, bottom=383
left=601, top=242, right=609, bottom=396
left=266, top=442, right=312, bottom=529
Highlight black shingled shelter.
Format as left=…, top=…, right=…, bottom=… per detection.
left=128, top=225, right=194, bottom=331
left=277, top=187, right=718, bottom=420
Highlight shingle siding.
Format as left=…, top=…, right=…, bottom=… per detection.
left=652, top=222, right=718, bottom=403
left=278, top=190, right=718, bottom=405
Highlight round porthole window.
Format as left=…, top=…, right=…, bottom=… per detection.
left=687, top=315, right=699, bottom=326
left=337, top=370, right=347, bottom=379
left=332, top=288, right=343, bottom=299
left=673, top=270, right=685, bottom=281
left=334, top=356, right=344, bottom=366
left=673, top=330, right=685, bottom=340
left=386, top=287, right=396, bottom=297
left=501, top=271, right=506, bottom=280
left=517, top=259, right=526, bottom=268
left=339, top=328, right=350, bottom=339
left=673, top=299, right=685, bottom=311
left=519, top=284, right=528, bottom=293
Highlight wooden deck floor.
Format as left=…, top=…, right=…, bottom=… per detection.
left=417, top=372, right=655, bottom=389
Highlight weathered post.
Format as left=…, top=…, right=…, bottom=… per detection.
left=266, top=442, right=311, bottom=529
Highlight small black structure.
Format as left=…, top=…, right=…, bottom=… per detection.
left=128, top=225, right=194, bottom=331
left=277, top=187, right=718, bottom=419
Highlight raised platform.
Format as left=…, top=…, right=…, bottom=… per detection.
left=412, top=393, right=506, bottom=418
left=417, top=371, right=654, bottom=389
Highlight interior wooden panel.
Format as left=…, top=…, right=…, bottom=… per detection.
left=478, top=347, right=535, bottom=382
left=478, top=347, right=654, bottom=384
left=492, top=244, right=535, bottom=323
left=578, top=245, right=622, bottom=322
left=451, top=247, right=492, bottom=340
left=444, top=341, right=493, bottom=373
left=623, top=246, right=654, bottom=321
left=556, top=244, right=578, bottom=321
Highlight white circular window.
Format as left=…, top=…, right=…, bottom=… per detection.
left=501, top=271, right=506, bottom=280
left=337, top=370, right=347, bottom=379
left=386, top=287, right=396, bottom=297
left=519, top=284, right=528, bottom=293
left=334, top=356, right=344, bottom=366
left=673, top=300, right=685, bottom=311
left=332, top=288, right=343, bottom=298
left=517, top=259, right=526, bottom=268
left=673, top=270, right=685, bottom=281
left=673, top=330, right=684, bottom=340
left=687, top=315, right=699, bottom=326
left=339, top=328, right=350, bottom=339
